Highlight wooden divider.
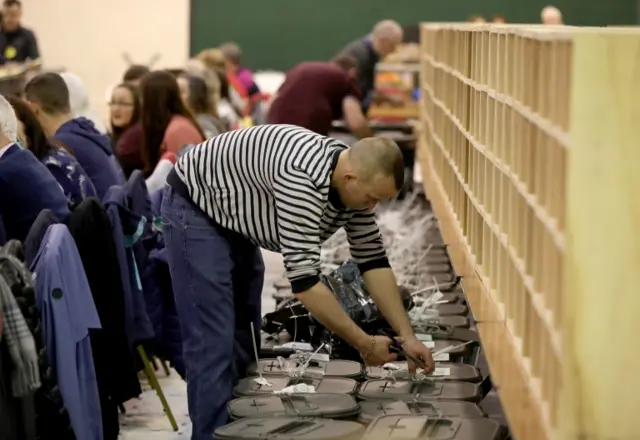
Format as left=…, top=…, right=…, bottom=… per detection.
left=418, top=23, right=640, bottom=439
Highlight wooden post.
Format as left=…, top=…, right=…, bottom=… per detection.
left=561, top=30, right=640, bottom=439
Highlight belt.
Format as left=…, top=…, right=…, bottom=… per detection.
left=166, top=168, right=192, bottom=202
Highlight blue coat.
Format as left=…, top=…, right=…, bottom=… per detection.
left=54, top=118, right=125, bottom=200
left=103, top=185, right=155, bottom=347
left=0, top=144, right=69, bottom=242
left=124, top=172, right=184, bottom=378
left=31, top=224, right=103, bottom=440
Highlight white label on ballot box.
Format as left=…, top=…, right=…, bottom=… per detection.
left=416, top=334, right=433, bottom=342
left=278, top=342, right=313, bottom=351
left=309, top=353, right=330, bottom=362
left=434, top=353, right=450, bottom=361
left=431, top=367, right=451, bottom=376
left=422, top=341, right=435, bottom=348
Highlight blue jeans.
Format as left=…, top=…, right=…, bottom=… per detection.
left=160, top=186, right=264, bottom=440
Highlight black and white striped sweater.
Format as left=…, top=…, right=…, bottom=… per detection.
left=169, top=124, right=389, bottom=292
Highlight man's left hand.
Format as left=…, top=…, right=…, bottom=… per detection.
left=397, top=335, right=435, bottom=375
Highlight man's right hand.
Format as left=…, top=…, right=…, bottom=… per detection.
left=295, top=283, right=397, bottom=367
left=357, top=335, right=398, bottom=366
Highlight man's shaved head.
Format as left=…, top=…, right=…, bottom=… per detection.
left=541, top=6, right=563, bottom=25
left=371, top=20, right=404, bottom=58
left=372, top=20, right=403, bottom=40
left=333, top=136, right=404, bottom=210
left=349, top=137, right=405, bottom=191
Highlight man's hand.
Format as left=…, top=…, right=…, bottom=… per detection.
left=397, top=335, right=435, bottom=375
left=357, top=335, right=398, bottom=366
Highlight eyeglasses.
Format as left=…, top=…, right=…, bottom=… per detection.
left=108, top=101, right=133, bottom=108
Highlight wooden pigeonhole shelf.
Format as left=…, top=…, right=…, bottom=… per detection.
left=417, top=23, right=640, bottom=440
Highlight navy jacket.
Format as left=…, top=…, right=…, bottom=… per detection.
left=54, top=118, right=125, bottom=200
left=125, top=172, right=184, bottom=378
left=103, top=185, right=154, bottom=346
left=31, top=224, right=103, bottom=440
left=0, top=144, right=70, bottom=242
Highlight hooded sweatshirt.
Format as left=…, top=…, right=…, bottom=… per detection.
left=54, top=117, right=125, bottom=200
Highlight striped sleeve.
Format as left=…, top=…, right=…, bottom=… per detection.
left=344, top=210, right=390, bottom=273
left=273, top=168, right=325, bottom=293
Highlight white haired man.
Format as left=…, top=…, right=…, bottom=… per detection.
left=0, top=94, right=69, bottom=242
left=338, top=20, right=404, bottom=111
left=541, top=6, right=563, bottom=25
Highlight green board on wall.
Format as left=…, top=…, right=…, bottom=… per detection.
left=190, top=0, right=637, bottom=71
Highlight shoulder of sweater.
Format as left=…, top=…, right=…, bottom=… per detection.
left=167, top=115, right=200, bottom=134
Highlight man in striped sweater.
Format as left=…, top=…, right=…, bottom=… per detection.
left=162, top=124, right=434, bottom=440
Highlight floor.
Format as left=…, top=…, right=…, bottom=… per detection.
left=118, top=251, right=284, bottom=439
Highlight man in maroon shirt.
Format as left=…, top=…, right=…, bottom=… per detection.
left=268, top=55, right=371, bottom=138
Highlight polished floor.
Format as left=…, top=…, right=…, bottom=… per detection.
left=119, top=250, right=284, bottom=439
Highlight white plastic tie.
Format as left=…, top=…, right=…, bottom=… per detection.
left=250, top=322, right=272, bottom=387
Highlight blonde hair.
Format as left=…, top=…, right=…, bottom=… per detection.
left=196, top=48, right=227, bottom=71
left=185, top=58, right=221, bottom=113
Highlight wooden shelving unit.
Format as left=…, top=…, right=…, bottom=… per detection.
left=417, top=23, right=640, bottom=439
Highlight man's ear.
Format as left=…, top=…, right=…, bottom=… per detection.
left=343, top=171, right=358, bottom=183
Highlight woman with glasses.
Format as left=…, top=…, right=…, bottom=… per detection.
left=110, top=82, right=143, bottom=178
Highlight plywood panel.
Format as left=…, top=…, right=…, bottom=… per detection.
left=419, top=23, right=640, bottom=440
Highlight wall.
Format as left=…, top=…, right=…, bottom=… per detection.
left=191, top=0, right=639, bottom=71
left=23, top=0, right=190, bottom=122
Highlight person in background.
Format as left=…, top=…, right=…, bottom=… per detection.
left=468, top=15, right=486, bottom=23
left=109, top=82, right=140, bottom=146
left=218, top=42, right=259, bottom=94
left=183, top=58, right=227, bottom=135
left=0, top=0, right=39, bottom=66
left=338, top=20, right=404, bottom=112
left=541, top=6, right=563, bottom=24
left=219, top=42, right=267, bottom=125
left=61, top=72, right=108, bottom=134
left=268, top=54, right=370, bottom=138
left=492, top=15, right=506, bottom=23
left=25, top=72, right=125, bottom=199
left=109, top=82, right=143, bottom=178
left=0, top=94, right=69, bottom=242
left=214, top=69, right=240, bottom=130
left=177, top=73, right=224, bottom=138
left=198, top=48, right=248, bottom=118
left=122, top=64, right=150, bottom=87
left=195, top=48, right=227, bottom=73
left=139, top=70, right=204, bottom=176
left=8, top=95, right=96, bottom=208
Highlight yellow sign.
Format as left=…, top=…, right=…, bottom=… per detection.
left=4, top=46, right=16, bottom=60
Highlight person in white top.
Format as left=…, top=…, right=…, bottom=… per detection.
left=60, top=72, right=108, bottom=134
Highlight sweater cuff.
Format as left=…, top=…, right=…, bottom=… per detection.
left=357, top=257, right=391, bottom=274
left=291, top=274, right=320, bottom=294
left=160, top=152, right=177, bottom=164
